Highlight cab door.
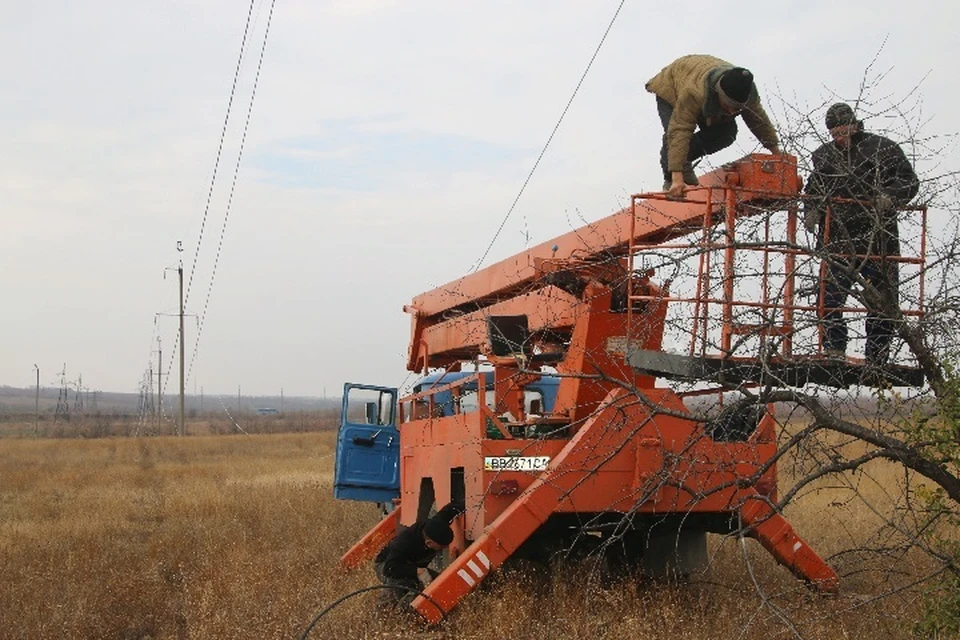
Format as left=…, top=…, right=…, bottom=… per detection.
left=333, top=383, right=400, bottom=503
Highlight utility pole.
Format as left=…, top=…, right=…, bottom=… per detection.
left=157, top=337, right=162, bottom=432
left=281, top=387, right=284, bottom=414
left=161, top=241, right=187, bottom=437
left=177, top=241, right=185, bottom=437
left=237, top=385, right=241, bottom=412
left=148, top=365, right=154, bottom=419
left=33, top=364, right=39, bottom=436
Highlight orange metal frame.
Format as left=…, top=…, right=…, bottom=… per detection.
left=340, top=155, right=856, bottom=622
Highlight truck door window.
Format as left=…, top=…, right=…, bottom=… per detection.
left=345, top=387, right=395, bottom=426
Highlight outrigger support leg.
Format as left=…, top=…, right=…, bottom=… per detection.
left=740, top=496, right=839, bottom=592
left=339, top=505, right=402, bottom=571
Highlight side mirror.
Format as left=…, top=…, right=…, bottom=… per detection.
left=365, top=401, right=379, bottom=425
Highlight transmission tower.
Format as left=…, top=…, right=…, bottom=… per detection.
left=54, top=364, right=70, bottom=423
left=137, top=368, right=155, bottom=426
left=72, top=374, right=84, bottom=413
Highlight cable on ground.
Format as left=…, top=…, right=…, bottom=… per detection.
left=297, top=584, right=447, bottom=639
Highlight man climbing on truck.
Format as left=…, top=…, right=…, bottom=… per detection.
left=646, top=54, right=781, bottom=200
left=373, top=501, right=464, bottom=610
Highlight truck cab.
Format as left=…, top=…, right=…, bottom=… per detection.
left=333, top=371, right=560, bottom=504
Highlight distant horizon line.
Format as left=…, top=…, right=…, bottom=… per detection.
left=0, top=384, right=339, bottom=401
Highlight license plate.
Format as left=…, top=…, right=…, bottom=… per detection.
left=483, top=456, right=550, bottom=472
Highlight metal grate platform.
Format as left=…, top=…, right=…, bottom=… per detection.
left=627, top=349, right=925, bottom=389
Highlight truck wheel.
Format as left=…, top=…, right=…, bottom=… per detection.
left=641, top=529, right=708, bottom=580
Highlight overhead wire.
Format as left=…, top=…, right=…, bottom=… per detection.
left=154, top=0, right=257, bottom=401
left=405, top=1, right=629, bottom=394
left=469, top=0, right=627, bottom=274
left=182, top=0, right=257, bottom=310
left=153, top=0, right=277, bottom=399
left=185, top=0, right=278, bottom=386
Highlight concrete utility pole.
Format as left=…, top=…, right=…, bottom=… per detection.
left=157, top=337, right=162, bottom=432
left=148, top=365, right=154, bottom=419
left=178, top=241, right=185, bottom=437
left=162, top=241, right=187, bottom=437
left=33, top=364, right=39, bottom=436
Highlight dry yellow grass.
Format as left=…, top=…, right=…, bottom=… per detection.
left=0, top=431, right=938, bottom=639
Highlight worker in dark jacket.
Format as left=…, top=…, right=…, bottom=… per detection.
left=646, top=54, right=781, bottom=200
left=804, top=102, right=920, bottom=366
left=373, top=501, right=463, bottom=609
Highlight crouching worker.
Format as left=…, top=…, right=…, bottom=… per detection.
left=646, top=54, right=780, bottom=200
left=373, top=501, right=464, bottom=611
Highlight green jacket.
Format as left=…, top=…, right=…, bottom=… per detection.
left=646, top=54, right=779, bottom=172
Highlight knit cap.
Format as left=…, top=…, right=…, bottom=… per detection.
left=719, top=68, right=754, bottom=104
left=825, top=102, right=858, bottom=129
left=424, top=518, right=454, bottom=546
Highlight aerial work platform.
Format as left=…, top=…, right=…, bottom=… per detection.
left=623, top=155, right=927, bottom=390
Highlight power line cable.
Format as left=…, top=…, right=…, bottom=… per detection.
left=185, top=0, right=277, bottom=386
left=469, top=0, right=627, bottom=273
left=152, top=0, right=256, bottom=399
left=408, top=2, right=629, bottom=374
left=183, top=0, right=258, bottom=309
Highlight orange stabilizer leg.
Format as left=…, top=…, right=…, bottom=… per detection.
left=339, top=505, right=402, bottom=571
left=411, top=497, right=551, bottom=623
left=740, top=497, right=839, bottom=592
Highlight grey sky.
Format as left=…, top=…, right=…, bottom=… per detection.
left=2, top=0, right=957, bottom=397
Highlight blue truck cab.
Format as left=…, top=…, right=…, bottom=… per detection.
left=333, top=371, right=560, bottom=504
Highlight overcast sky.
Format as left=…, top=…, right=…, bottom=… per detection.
left=2, top=0, right=958, bottom=399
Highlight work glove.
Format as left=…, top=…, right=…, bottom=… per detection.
left=873, top=192, right=895, bottom=212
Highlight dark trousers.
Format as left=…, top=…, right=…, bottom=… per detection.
left=374, top=560, right=422, bottom=610
left=656, top=97, right=738, bottom=180
left=821, top=255, right=899, bottom=365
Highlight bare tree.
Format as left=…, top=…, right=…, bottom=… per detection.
left=620, top=68, right=960, bottom=635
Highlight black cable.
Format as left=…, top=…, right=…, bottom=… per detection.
left=158, top=0, right=256, bottom=402
left=470, top=0, right=628, bottom=273
left=184, top=0, right=257, bottom=310
left=297, top=584, right=447, bottom=639
left=186, top=0, right=278, bottom=386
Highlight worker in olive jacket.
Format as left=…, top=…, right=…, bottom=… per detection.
left=646, top=54, right=781, bottom=199
left=804, top=102, right=919, bottom=366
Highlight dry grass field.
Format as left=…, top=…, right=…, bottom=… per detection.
left=0, top=428, right=941, bottom=639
